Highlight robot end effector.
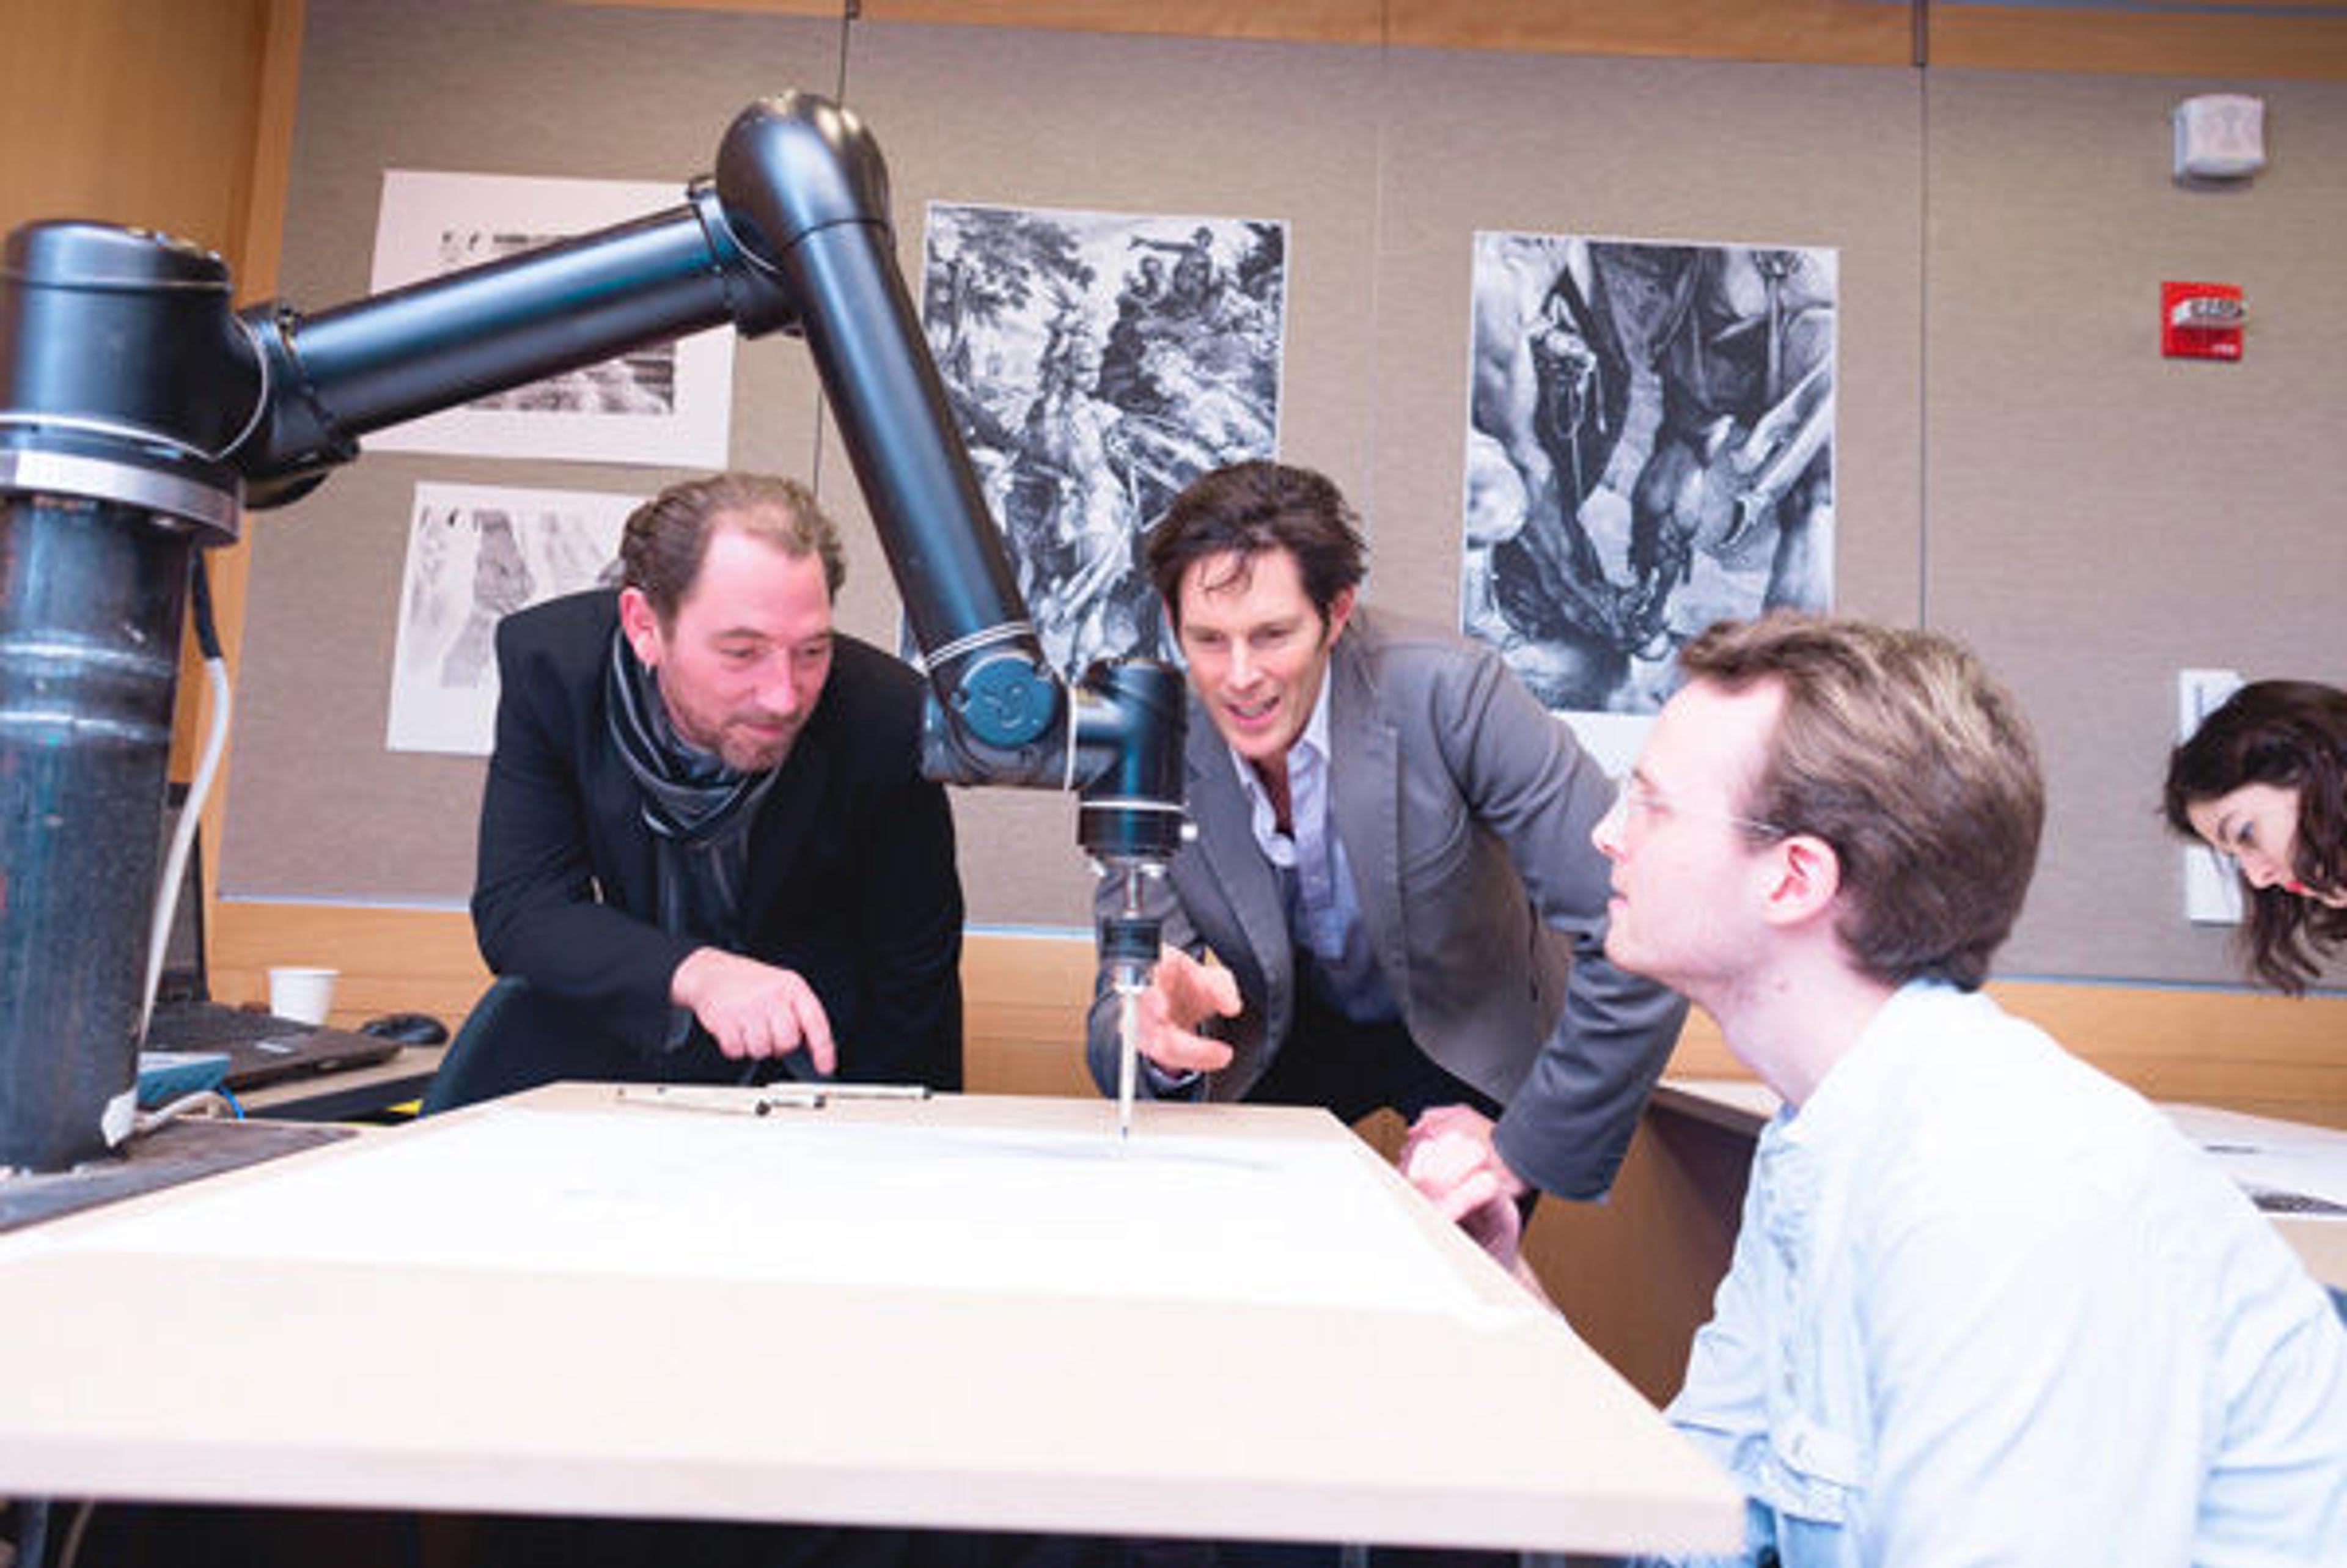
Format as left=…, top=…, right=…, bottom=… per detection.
left=918, top=649, right=1189, bottom=1001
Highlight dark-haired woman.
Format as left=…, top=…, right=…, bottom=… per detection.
left=2166, top=680, right=2347, bottom=992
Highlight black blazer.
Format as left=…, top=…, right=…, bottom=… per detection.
left=471, top=590, right=963, bottom=1088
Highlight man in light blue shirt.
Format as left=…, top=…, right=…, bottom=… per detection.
left=1435, top=612, right=2347, bottom=1565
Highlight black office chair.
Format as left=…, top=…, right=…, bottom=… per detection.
left=419, top=976, right=647, bottom=1114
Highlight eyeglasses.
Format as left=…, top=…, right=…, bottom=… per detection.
left=1609, top=771, right=1788, bottom=840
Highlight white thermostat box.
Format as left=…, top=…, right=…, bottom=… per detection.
left=2173, top=94, right=2266, bottom=181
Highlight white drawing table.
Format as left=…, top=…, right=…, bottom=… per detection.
left=0, top=1086, right=1739, bottom=1556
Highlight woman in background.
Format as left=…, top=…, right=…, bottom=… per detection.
left=2167, top=680, right=2347, bottom=992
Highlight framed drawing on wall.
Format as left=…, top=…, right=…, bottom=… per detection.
left=385, top=482, right=637, bottom=756
left=1462, top=231, right=1835, bottom=769
left=364, top=171, right=736, bottom=469
left=920, top=202, right=1289, bottom=677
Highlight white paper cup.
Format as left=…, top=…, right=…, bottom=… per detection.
left=267, top=965, right=338, bottom=1026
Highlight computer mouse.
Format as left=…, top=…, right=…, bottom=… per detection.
left=360, top=1011, right=450, bottom=1046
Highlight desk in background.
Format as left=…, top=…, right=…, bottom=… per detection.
left=235, top=1043, right=445, bottom=1121
left=1656, top=1078, right=2347, bottom=1297
left=0, top=1086, right=1738, bottom=1558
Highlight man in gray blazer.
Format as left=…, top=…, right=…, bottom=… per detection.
left=1087, top=460, right=1686, bottom=1207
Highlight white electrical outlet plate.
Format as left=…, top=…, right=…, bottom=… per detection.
left=2178, top=668, right=2245, bottom=925
left=2186, top=843, right=2245, bottom=925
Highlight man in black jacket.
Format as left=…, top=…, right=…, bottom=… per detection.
left=459, top=472, right=963, bottom=1101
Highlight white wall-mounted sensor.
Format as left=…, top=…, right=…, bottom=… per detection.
left=2173, top=93, right=2266, bottom=182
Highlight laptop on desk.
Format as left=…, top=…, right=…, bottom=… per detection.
left=141, top=798, right=399, bottom=1094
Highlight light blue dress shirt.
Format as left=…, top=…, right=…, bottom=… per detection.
left=1229, top=676, right=1395, bottom=1021
left=1656, top=981, right=2347, bottom=1567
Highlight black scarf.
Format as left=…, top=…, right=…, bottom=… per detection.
left=604, top=627, right=781, bottom=1047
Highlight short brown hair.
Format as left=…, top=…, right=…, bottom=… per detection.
left=619, top=472, right=844, bottom=626
left=1680, top=612, right=2044, bottom=991
left=1147, top=461, right=1366, bottom=628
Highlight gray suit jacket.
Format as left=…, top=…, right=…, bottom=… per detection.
left=1085, top=609, right=1686, bottom=1199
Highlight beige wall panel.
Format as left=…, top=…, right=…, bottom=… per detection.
left=1932, top=5, right=2347, bottom=81
left=1922, top=67, right=2347, bottom=989
left=1390, top=0, right=1915, bottom=65
left=1368, top=50, right=1924, bottom=653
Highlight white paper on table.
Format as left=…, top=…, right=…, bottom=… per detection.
left=19, top=1110, right=1494, bottom=1315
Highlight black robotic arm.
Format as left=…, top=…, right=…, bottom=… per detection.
left=0, top=93, right=1180, bottom=1171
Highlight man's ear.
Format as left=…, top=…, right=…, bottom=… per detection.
left=617, top=587, right=663, bottom=668
left=1323, top=584, right=1357, bottom=643
left=1760, top=833, right=1842, bottom=929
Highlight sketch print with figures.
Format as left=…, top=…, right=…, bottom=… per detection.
left=1463, top=232, right=1837, bottom=724
left=385, top=482, right=637, bottom=756
left=920, top=202, right=1290, bottom=678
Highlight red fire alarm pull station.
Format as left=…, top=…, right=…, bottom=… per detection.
left=2163, top=281, right=2246, bottom=361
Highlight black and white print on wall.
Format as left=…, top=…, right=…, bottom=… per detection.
left=920, top=203, right=1288, bottom=676
left=1464, top=232, right=1836, bottom=722
left=367, top=172, right=736, bottom=468
left=385, top=483, right=633, bottom=755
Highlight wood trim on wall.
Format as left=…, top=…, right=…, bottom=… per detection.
left=205, top=910, right=1105, bottom=1095
left=1664, top=978, right=2347, bottom=1130
left=1984, top=980, right=2347, bottom=1128
left=975, top=948, right=2347, bottom=1127
left=1, top=0, right=276, bottom=244
left=211, top=910, right=2347, bottom=1126
left=1386, top=0, right=1915, bottom=65
left=558, top=0, right=844, bottom=13
left=559, top=0, right=2347, bottom=75
left=861, top=0, right=1387, bottom=43
left=1930, top=2, right=2347, bottom=81
left=210, top=903, right=491, bottom=1036
left=560, top=0, right=1392, bottom=45
left=566, top=0, right=1905, bottom=57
